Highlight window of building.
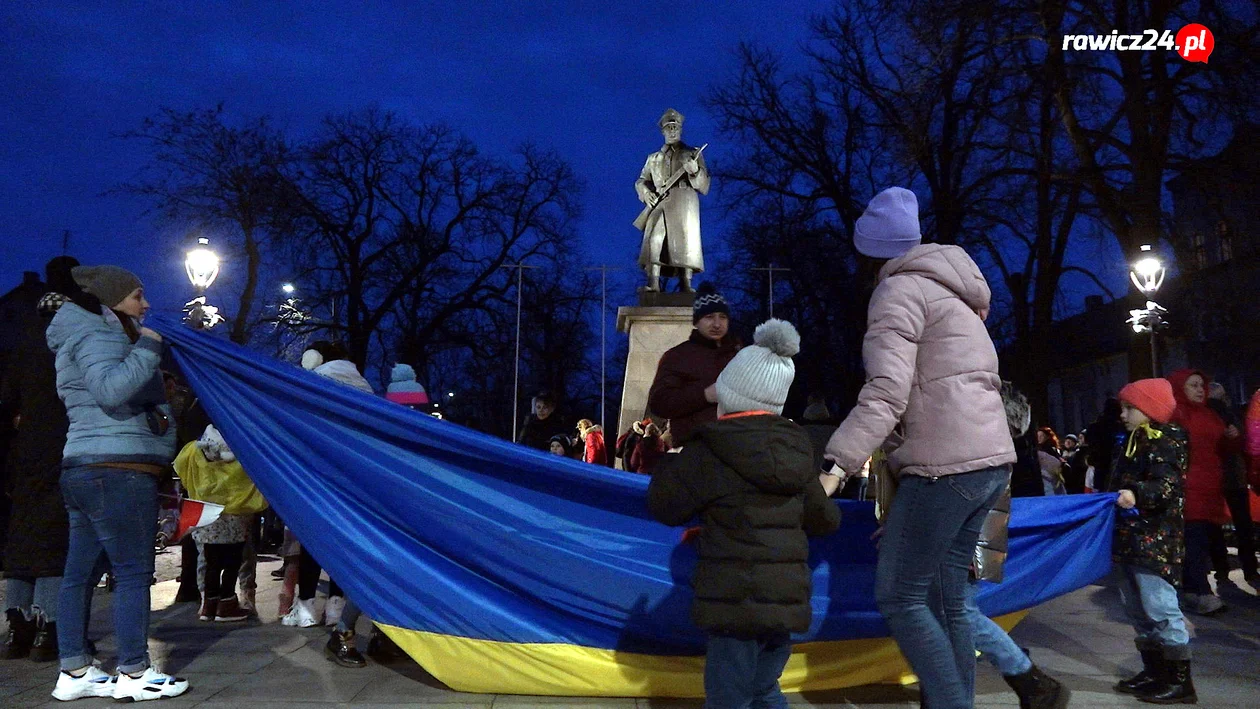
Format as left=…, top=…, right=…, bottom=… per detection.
left=1217, top=220, right=1233, bottom=262
left=1190, top=231, right=1207, bottom=270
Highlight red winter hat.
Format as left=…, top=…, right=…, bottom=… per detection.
left=1119, top=379, right=1177, bottom=424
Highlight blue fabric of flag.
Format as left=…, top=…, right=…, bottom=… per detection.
left=152, top=317, right=1117, bottom=655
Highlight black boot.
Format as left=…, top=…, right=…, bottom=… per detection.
left=325, top=630, right=367, bottom=668
left=29, top=619, right=57, bottom=662
left=366, top=627, right=404, bottom=660
left=2, top=609, right=36, bottom=660
left=1138, top=658, right=1197, bottom=704
left=1116, top=645, right=1164, bottom=694
left=1003, top=665, right=1070, bottom=709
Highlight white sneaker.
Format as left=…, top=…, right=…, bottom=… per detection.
left=281, top=597, right=318, bottom=628
left=324, top=596, right=346, bottom=627
left=112, top=666, right=189, bottom=702
left=51, top=665, right=116, bottom=701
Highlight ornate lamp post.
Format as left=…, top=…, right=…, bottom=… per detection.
left=184, top=236, right=223, bottom=327
left=1126, top=245, right=1167, bottom=376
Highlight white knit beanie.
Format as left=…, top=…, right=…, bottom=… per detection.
left=853, top=187, right=922, bottom=259
left=715, top=319, right=800, bottom=416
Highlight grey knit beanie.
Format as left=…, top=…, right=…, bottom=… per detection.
left=853, top=187, right=922, bottom=259
left=715, top=319, right=800, bottom=416
left=71, top=265, right=143, bottom=308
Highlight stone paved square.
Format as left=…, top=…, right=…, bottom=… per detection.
left=3, top=553, right=1258, bottom=707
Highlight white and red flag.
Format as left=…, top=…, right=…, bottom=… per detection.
left=175, top=499, right=224, bottom=542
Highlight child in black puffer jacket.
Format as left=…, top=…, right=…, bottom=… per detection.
left=648, top=320, right=840, bottom=707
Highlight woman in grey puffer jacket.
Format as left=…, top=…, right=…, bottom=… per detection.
left=45, top=265, right=189, bottom=702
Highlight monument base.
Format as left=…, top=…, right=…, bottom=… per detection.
left=616, top=305, right=695, bottom=467
left=636, top=289, right=696, bottom=308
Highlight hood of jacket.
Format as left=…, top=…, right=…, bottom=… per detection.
left=46, top=301, right=105, bottom=354
left=1167, top=368, right=1211, bottom=411
left=696, top=414, right=814, bottom=496
left=881, top=243, right=991, bottom=312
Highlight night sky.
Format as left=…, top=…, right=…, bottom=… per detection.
left=1, top=1, right=852, bottom=311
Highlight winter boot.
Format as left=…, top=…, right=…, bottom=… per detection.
left=1116, top=645, right=1164, bottom=694
left=214, top=596, right=250, bottom=622
left=198, top=597, right=219, bottom=622
left=1003, top=665, right=1070, bottom=709
left=366, top=626, right=404, bottom=660
left=1138, top=658, right=1197, bottom=704
left=2, top=609, right=36, bottom=659
left=29, top=619, right=57, bottom=662
left=325, top=630, right=367, bottom=668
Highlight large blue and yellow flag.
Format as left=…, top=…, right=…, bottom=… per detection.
left=155, top=318, right=1116, bottom=697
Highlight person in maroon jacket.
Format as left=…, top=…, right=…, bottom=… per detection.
left=646, top=284, right=739, bottom=443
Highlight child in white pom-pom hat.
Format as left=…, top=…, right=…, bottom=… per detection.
left=648, top=319, right=841, bottom=707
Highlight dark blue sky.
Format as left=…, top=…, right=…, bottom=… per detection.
left=1, top=1, right=848, bottom=310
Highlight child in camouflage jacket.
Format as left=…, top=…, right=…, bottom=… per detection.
left=1109, top=378, right=1195, bottom=704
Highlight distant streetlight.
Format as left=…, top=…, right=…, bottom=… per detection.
left=447, top=392, right=455, bottom=399
left=1127, top=245, right=1167, bottom=375
left=281, top=283, right=296, bottom=295
left=184, top=237, right=220, bottom=291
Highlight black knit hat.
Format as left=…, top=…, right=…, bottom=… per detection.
left=692, top=283, right=730, bottom=324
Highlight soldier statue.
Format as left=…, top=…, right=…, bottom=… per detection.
left=633, top=108, right=709, bottom=292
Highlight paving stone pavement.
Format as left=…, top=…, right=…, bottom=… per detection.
left=3, top=554, right=1258, bottom=708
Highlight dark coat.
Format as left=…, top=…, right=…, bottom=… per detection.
left=1009, top=431, right=1043, bottom=498
left=647, top=414, right=841, bottom=637
left=647, top=330, right=739, bottom=443
left=1085, top=400, right=1124, bottom=493
left=2, top=316, right=70, bottom=577
left=1108, top=423, right=1189, bottom=586
left=517, top=411, right=571, bottom=451
left=630, top=434, right=665, bottom=474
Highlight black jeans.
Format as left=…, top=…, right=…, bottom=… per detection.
left=1184, top=521, right=1225, bottom=595
left=203, top=542, right=245, bottom=601
left=297, top=545, right=343, bottom=601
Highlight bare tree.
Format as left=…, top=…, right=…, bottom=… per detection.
left=1040, top=0, right=1259, bottom=374
left=117, top=106, right=291, bottom=344
left=281, top=109, right=584, bottom=369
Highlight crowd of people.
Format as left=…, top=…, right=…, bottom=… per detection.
left=3, top=183, right=1260, bottom=708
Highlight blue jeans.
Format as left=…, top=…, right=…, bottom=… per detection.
left=875, top=466, right=1010, bottom=709
left=965, top=581, right=1030, bottom=677
left=704, top=632, right=792, bottom=709
left=57, top=466, right=158, bottom=674
left=5, top=576, right=62, bottom=622
left=336, top=597, right=363, bottom=634
left=1114, top=564, right=1191, bottom=659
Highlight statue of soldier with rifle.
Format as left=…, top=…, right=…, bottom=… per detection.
left=634, top=108, right=709, bottom=293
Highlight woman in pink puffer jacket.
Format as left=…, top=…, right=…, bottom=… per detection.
left=822, top=187, right=1016, bottom=709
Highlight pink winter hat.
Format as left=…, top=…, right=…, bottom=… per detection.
left=1119, top=379, right=1177, bottom=424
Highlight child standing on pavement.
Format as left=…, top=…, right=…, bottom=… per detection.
left=1109, top=378, right=1196, bottom=704
left=647, top=320, right=841, bottom=708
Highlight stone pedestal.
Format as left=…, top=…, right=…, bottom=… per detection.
left=616, top=305, right=694, bottom=463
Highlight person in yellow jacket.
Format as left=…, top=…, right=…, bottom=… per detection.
left=174, top=425, right=267, bottom=623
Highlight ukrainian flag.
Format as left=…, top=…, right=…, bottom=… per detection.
left=156, top=318, right=1115, bottom=697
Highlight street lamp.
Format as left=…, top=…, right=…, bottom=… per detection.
left=281, top=282, right=296, bottom=295
left=184, top=236, right=223, bottom=328
left=1129, top=244, right=1165, bottom=295
left=184, top=237, right=220, bottom=291
left=1127, top=245, right=1167, bottom=375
